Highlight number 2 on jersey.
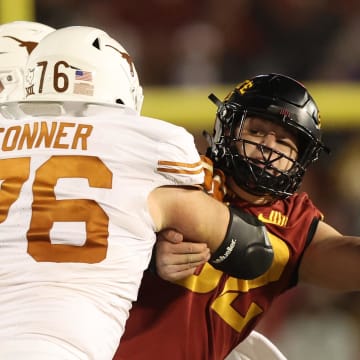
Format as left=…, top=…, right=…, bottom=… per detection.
left=175, top=234, right=290, bottom=333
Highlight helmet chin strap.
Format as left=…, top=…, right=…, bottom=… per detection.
left=227, top=177, right=276, bottom=205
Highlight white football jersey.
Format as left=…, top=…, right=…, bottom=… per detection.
left=0, top=102, right=204, bottom=359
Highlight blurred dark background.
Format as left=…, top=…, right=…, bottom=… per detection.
left=1, top=1, right=359, bottom=358
left=35, top=0, right=360, bottom=85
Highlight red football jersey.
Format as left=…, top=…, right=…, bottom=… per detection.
left=115, top=191, right=323, bottom=360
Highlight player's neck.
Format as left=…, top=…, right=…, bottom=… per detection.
left=227, top=177, right=273, bottom=205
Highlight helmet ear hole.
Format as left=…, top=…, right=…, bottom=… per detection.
left=92, top=38, right=100, bottom=50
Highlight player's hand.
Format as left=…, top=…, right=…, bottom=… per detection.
left=156, top=229, right=210, bottom=282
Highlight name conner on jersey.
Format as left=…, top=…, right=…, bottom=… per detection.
left=0, top=121, right=92, bottom=151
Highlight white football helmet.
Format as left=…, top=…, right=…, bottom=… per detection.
left=0, top=21, right=55, bottom=102
left=25, top=25, right=144, bottom=113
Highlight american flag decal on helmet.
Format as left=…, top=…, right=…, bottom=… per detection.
left=75, top=70, right=92, bottom=82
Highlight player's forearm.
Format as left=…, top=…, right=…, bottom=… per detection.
left=208, top=206, right=273, bottom=279
left=153, top=187, right=274, bottom=279
left=150, top=186, right=229, bottom=252
left=299, top=235, right=360, bottom=291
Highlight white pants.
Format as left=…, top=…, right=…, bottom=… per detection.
left=225, top=331, right=287, bottom=360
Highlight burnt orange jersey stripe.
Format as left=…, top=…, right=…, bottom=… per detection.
left=157, top=167, right=204, bottom=175
left=200, top=155, right=214, bottom=172
left=157, top=160, right=203, bottom=168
